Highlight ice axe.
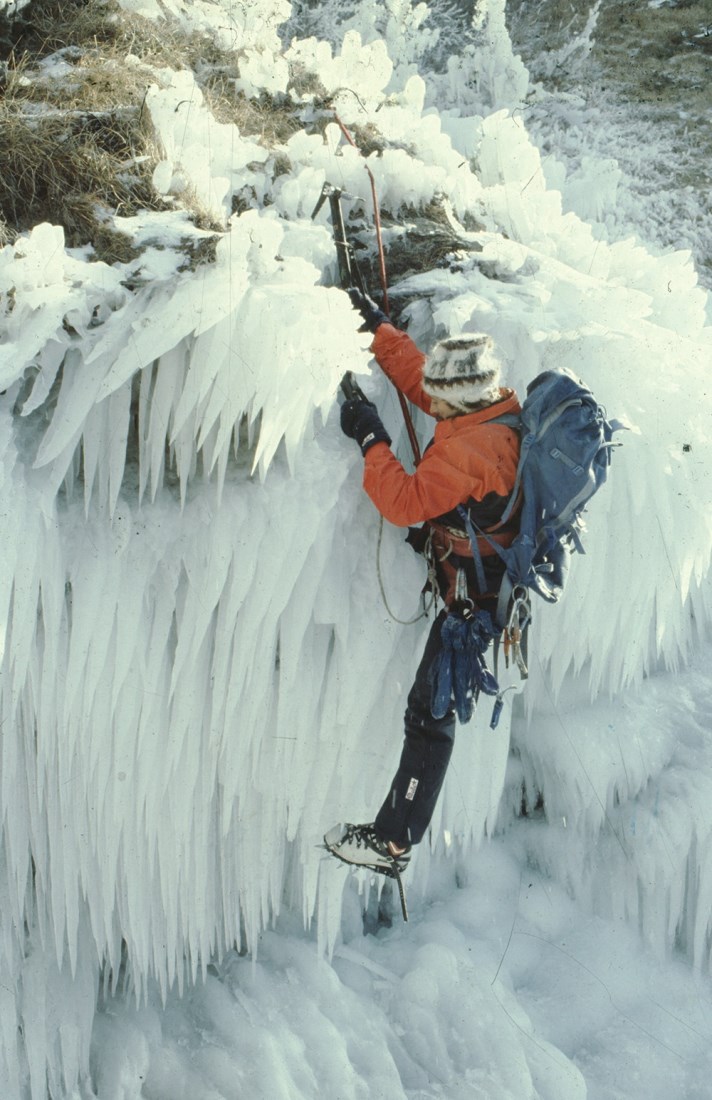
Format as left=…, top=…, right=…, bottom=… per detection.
left=311, top=183, right=367, bottom=297
left=310, top=184, right=373, bottom=404
left=339, top=369, right=368, bottom=403
left=311, top=180, right=421, bottom=465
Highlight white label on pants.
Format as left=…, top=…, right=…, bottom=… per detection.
left=405, top=778, right=419, bottom=801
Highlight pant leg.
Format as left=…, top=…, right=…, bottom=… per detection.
left=374, top=610, right=455, bottom=847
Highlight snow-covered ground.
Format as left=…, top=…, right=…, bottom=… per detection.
left=0, top=0, right=711, bottom=1096
left=92, top=839, right=712, bottom=1100
left=88, top=649, right=712, bottom=1100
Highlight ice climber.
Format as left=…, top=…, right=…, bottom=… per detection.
left=324, top=290, right=522, bottom=879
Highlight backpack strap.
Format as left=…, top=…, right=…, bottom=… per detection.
left=452, top=409, right=522, bottom=593
left=481, top=411, right=523, bottom=528
left=458, top=506, right=532, bottom=648
left=461, top=506, right=488, bottom=595
left=457, top=504, right=521, bottom=596
left=499, top=431, right=532, bottom=526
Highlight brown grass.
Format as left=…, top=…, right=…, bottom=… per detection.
left=507, top=0, right=712, bottom=110
left=0, top=98, right=163, bottom=252
left=0, top=0, right=328, bottom=257
left=202, top=74, right=305, bottom=144
left=2, top=0, right=226, bottom=70
left=0, top=1, right=229, bottom=257
left=347, top=198, right=485, bottom=312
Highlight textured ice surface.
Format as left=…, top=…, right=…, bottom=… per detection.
left=0, top=0, right=711, bottom=1094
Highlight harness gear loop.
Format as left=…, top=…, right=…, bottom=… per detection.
left=436, top=533, right=454, bottom=562
left=426, top=519, right=514, bottom=609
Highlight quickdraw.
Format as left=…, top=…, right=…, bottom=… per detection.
left=503, top=586, right=531, bottom=679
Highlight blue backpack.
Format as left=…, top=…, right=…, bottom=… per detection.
left=459, top=367, right=624, bottom=635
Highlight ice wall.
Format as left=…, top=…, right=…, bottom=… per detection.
left=0, top=0, right=711, bottom=1093
left=0, top=211, right=433, bottom=1093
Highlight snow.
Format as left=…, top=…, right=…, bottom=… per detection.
left=0, top=0, right=711, bottom=1095
left=145, top=73, right=270, bottom=221
left=87, top=831, right=712, bottom=1099
left=117, top=0, right=290, bottom=53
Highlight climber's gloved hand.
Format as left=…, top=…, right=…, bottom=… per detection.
left=340, top=397, right=392, bottom=455
left=347, top=287, right=390, bottom=333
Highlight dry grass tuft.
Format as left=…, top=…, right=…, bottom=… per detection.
left=0, top=0, right=320, bottom=258
left=348, top=122, right=389, bottom=158
left=287, top=62, right=330, bottom=104
left=0, top=99, right=164, bottom=252
left=0, top=214, right=12, bottom=248
left=176, top=233, right=221, bottom=271
left=345, top=198, right=485, bottom=311
left=0, top=2, right=210, bottom=258
left=202, top=74, right=305, bottom=144
left=1, top=0, right=226, bottom=70
left=1, top=0, right=122, bottom=60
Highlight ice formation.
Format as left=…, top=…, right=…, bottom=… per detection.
left=0, top=0, right=711, bottom=1094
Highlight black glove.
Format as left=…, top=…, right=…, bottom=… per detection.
left=340, top=398, right=392, bottom=455
left=348, top=287, right=389, bottom=333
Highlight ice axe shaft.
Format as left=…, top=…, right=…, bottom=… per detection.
left=312, top=175, right=421, bottom=467
left=332, top=116, right=420, bottom=464
left=333, top=115, right=391, bottom=317
left=313, top=187, right=369, bottom=405
left=311, top=184, right=366, bottom=295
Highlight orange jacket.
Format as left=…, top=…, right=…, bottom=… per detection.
left=362, top=325, right=521, bottom=527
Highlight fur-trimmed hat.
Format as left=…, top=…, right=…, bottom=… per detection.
left=422, top=334, right=501, bottom=411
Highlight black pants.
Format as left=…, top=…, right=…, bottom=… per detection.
left=374, top=610, right=456, bottom=848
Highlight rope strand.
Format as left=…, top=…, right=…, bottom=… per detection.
left=375, top=516, right=433, bottom=625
